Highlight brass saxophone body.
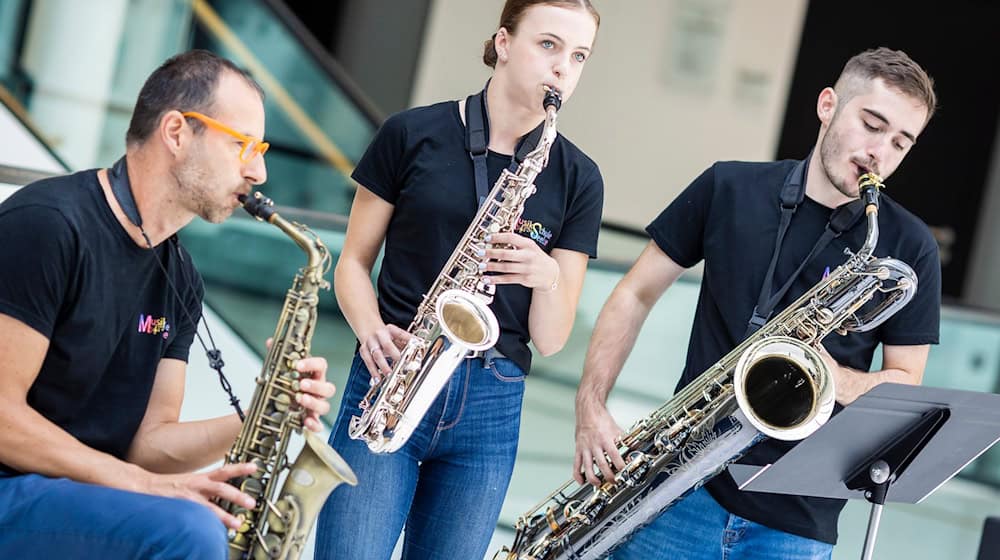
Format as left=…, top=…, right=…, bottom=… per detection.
left=223, top=193, right=357, bottom=560
left=348, top=88, right=564, bottom=453
left=496, top=174, right=919, bottom=560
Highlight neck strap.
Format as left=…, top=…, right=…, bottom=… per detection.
left=108, top=156, right=143, bottom=228
left=105, top=155, right=244, bottom=420
left=464, top=81, right=546, bottom=206
left=745, top=155, right=866, bottom=337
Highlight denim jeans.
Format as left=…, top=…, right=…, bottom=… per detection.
left=610, top=486, right=833, bottom=560
left=0, top=472, right=227, bottom=559
left=314, top=352, right=526, bottom=560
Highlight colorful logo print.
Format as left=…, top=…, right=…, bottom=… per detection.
left=516, top=219, right=553, bottom=247
left=138, top=314, right=171, bottom=340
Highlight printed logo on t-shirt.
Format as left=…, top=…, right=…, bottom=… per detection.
left=516, top=218, right=553, bottom=247
left=138, top=313, right=171, bottom=340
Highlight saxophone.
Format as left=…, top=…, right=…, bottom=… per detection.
left=223, top=193, right=357, bottom=560
left=496, top=173, right=919, bottom=560
left=349, top=88, right=564, bottom=453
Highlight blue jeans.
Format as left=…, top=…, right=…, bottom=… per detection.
left=0, top=472, right=227, bottom=559
left=610, top=486, right=833, bottom=560
left=314, top=353, right=525, bottom=560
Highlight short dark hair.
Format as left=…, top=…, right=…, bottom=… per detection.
left=483, top=0, right=600, bottom=68
left=125, top=49, right=264, bottom=146
left=835, top=47, right=937, bottom=123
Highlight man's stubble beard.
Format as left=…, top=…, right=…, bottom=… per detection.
left=172, top=152, right=232, bottom=224
left=818, top=115, right=859, bottom=200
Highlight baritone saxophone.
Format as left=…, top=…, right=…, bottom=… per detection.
left=496, top=173, right=918, bottom=560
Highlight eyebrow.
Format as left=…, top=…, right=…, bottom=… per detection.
left=862, top=108, right=917, bottom=144
left=539, top=32, right=591, bottom=52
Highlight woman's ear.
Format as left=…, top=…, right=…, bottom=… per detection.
left=495, top=27, right=510, bottom=63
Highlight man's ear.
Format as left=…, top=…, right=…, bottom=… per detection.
left=816, top=87, right=838, bottom=127
left=159, top=110, right=187, bottom=157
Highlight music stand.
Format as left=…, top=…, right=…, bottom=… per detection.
left=728, top=383, right=1000, bottom=560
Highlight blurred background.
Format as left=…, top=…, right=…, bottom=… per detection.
left=2, top=0, right=999, bottom=558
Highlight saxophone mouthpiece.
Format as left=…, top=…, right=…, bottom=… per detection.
left=240, top=191, right=277, bottom=222
left=857, top=172, right=884, bottom=215
left=543, top=86, right=562, bottom=112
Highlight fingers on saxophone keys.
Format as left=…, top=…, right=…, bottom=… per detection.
left=593, top=448, right=617, bottom=484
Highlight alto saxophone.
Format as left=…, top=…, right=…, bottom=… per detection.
left=349, top=88, right=564, bottom=453
left=223, top=193, right=357, bottom=560
left=496, top=174, right=919, bottom=560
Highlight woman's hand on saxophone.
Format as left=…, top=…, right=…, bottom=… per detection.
left=360, top=324, right=412, bottom=382
left=573, top=402, right=626, bottom=486
left=483, top=232, right=560, bottom=292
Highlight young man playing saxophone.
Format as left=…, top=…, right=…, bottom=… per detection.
left=574, top=48, right=941, bottom=559
left=0, top=50, right=336, bottom=559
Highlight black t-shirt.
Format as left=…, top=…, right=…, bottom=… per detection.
left=351, top=100, right=604, bottom=373
left=647, top=159, right=941, bottom=544
left=0, top=170, right=203, bottom=467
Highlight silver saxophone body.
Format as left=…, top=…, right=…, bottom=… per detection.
left=496, top=173, right=919, bottom=560
left=349, top=88, right=564, bottom=453
left=223, top=193, right=358, bottom=560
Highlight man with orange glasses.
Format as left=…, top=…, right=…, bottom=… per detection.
left=0, top=50, right=336, bottom=559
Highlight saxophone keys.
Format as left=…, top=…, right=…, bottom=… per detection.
left=274, top=392, right=292, bottom=412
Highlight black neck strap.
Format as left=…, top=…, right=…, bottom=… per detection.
left=464, top=82, right=546, bottom=206
left=108, top=156, right=143, bottom=228
left=745, top=155, right=865, bottom=338
left=106, top=156, right=244, bottom=420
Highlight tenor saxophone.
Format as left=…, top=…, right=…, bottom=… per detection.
left=222, top=193, right=357, bottom=560
left=495, top=173, right=919, bottom=560
left=348, top=88, right=564, bottom=453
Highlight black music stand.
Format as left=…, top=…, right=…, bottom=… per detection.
left=728, top=383, right=1000, bottom=560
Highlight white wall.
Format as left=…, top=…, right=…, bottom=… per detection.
left=412, top=0, right=808, bottom=229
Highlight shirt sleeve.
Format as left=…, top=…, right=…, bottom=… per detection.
left=0, top=205, right=78, bottom=338
left=552, top=162, right=604, bottom=258
left=878, top=243, right=941, bottom=345
left=645, top=164, right=717, bottom=268
left=350, top=112, right=409, bottom=204
left=163, top=257, right=204, bottom=363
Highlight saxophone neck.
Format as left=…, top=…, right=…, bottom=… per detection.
left=240, top=192, right=331, bottom=282
left=857, top=172, right=884, bottom=259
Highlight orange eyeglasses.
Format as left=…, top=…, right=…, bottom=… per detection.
left=181, top=111, right=270, bottom=162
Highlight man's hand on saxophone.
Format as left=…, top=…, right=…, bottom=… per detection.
left=573, top=402, right=626, bottom=486
left=294, top=356, right=337, bottom=432
left=264, top=337, right=338, bottom=432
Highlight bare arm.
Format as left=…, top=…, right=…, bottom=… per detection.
left=574, top=241, right=687, bottom=484
left=0, top=313, right=150, bottom=488
left=126, top=357, right=241, bottom=473
left=819, top=343, right=930, bottom=405
left=0, top=313, right=259, bottom=529
left=527, top=248, right=589, bottom=355
left=334, top=186, right=410, bottom=377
